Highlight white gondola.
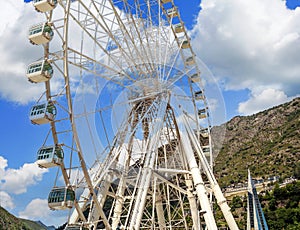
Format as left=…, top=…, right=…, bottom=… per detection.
left=36, top=145, right=63, bottom=168
left=33, top=0, right=57, bottom=13
left=166, top=7, right=178, bottom=18
left=26, top=60, right=53, bottom=83
left=174, top=23, right=184, bottom=33
left=185, top=56, right=195, bottom=66
left=48, top=187, right=75, bottom=210
left=29, top=22, right=54, bottom=45
left=198, top=108, right=207, bottom=119
left=65, top=225, right=88, bottom=230
left=191, top=73, right=200, bottom=82
left=30, top=101, right=56, bottom=125
left=181, top=39, right=190, bottom=49
left=194, top=90, right=204, bottom=100
left=202, top=145, right=210, bottom=157
left=200, top=128, right=209, bottom=138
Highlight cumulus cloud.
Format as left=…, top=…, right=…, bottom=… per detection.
left=0, top=191, right=15, bottom=210
left=19, top=198, right=69, bottom=227
left=192, top=0, right=300, bottom=109
left=18, top=199, right=50, bottom=219
left=0, top=156, right=48, bottom=195
left=0, top=155, right=8, bottom=174
left=0, top=1, right=68, bottom=104
left=238, top=88, right=290, bottom=115
left=0, top=1, right=46, bottom=104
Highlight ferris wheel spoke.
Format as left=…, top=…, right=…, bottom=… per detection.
left=27, top=0, right=240, bottom=229
left=106, top=1, right=153, bottom=76
left=168, top=65, right=196, bottom=87
left=67, top=4, right=138, bottom=77
left=119, top=1, right=158, bottom=75
left=134, top=0, right=159, bottom=74
left=163, top=41, right=183, bottom=82
left=66, top=48, right=137, bottom=88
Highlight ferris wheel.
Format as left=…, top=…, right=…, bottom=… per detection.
left=26, top=0, right=239, bottom=229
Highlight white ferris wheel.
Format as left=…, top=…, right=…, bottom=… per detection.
left=26, top=0, right=239, bottom=229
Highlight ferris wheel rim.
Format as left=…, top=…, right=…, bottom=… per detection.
left=61, top=0, right=215, bottom=186
left=27, top=0, right=233, bottom=229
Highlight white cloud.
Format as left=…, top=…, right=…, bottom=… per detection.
left=238, top=88, right=290, bottom=115
left=0, top=2, right=23, bottom=35
left=0, top=1, right=46, bottom=104
left=0, top=156, right=48, bottom=195
left=0, top=1, right=68, bottom=104
left=0, top=155, right=8, bottom=176
left=18, top=199, right=50, bottom=219
left=192, top=0, right=300, bottom=101
left=0, top=191, right=15, bottom=210
left=19, top=198, right=69, bottom=227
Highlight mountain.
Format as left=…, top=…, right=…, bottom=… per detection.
left=0, top=206, right=49, bottom=230
left=213, top=97, right=300, bottom=187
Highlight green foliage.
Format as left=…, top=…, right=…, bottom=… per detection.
left=0, top=206, right=47, bottom=230
left=294, top=161, right=300, bottom=179
left=231, top=196, right=243, bottom=211
left=229, top=181, right=300, bottom=229
left=214, top=97, right=300, bottom=187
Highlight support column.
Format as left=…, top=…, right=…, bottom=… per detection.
left=155, top=190, right=166, bottom=230
left=180, top=133, right=218, bottom=230
left=185, top=177, right=201, bottom=229
left=182, top=116, right=239, bottom=230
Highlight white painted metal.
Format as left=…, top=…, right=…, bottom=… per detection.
left=129, top=96, right=169, bottom=229
left=29, top=102, right=56, bottom=125
left=26, top=60, right=53, bottom=83
left=33, top=0, right=57, bottom=13
left=29, top=22, right=53, bottom=45
left=182, top=114, right=240, bottom=230
left=180, top=131, right=218, bottom=230
left=28, top=0, right=240, bottom=229
left=36, top=145, right=63, bottom=168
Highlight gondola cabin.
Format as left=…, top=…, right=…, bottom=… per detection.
left=36, top=145, right=63, bottom=168
left=194, top=90, right=204, bottom=100
left=26, top=60, right=53, bottom=83
left=166, top=7, right=178, bottom=18
left=191, top=73, right=200, bottom=82
left=30, top=102, right=56, bottom=125
left=174, top=23, right=184, bottom=33
left=65, top=225, right=88, bottom=230
left=161, top=0, right=172, bottom=4
left=198, top=108, right=207, bottom=119
left=33, top=0, right=57, bottom=13
left=202, top=145, right=210, bottom=157
left=185, top=56, right=195, bottom=66
left=48, top=187, right=75, bottom=210
left=181, top=39, right=190, bottom=49
left=200, top=128, right=209, bottom=138
left=29, top=22, right=54, bottom=45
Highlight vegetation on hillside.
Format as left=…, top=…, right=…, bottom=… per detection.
left=0, top=206, right=30, bottom=230
left=214, top=97, right=300, bottom=187
left=0, top=206, right=48, bottom=230
left=214, top=181, right=300, bottom=229
left=262, top=181, right=300, bottom=229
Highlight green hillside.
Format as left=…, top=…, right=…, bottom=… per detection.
left=214, top=97, right=300, bottom=187
left=0, top=206, right=47, bottom=230
left=223, top=181, right=300, bottom=229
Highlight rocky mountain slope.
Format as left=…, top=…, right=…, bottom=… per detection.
left=214, top=97, right=300, bottom=187
left=0, top=206, right=49, bottom=230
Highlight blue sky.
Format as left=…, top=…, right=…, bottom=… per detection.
left=0, top=0, right=300, bottom=227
